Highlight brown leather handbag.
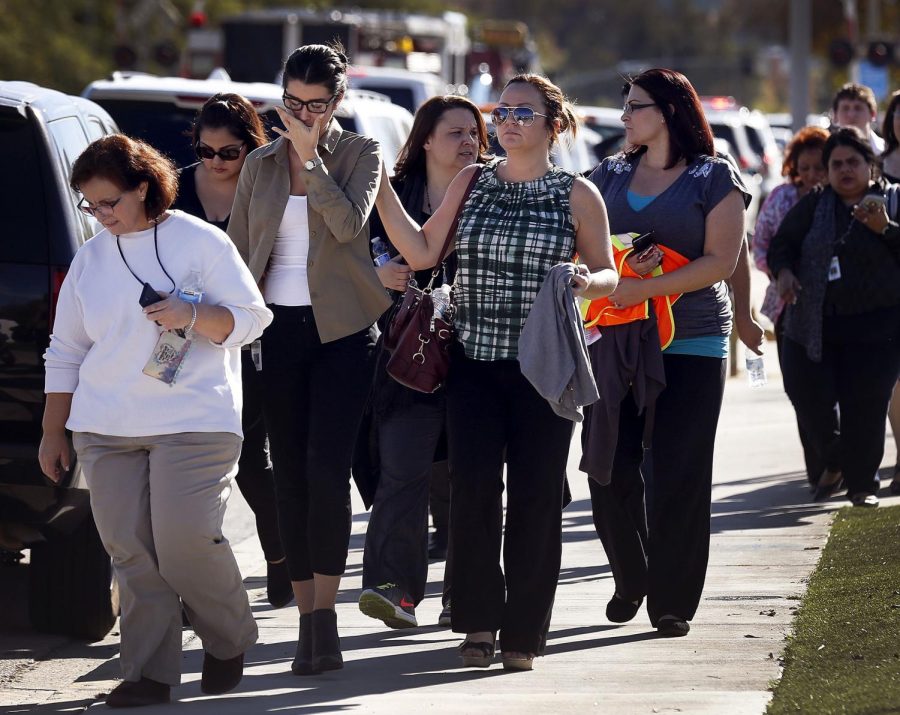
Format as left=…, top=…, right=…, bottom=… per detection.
left=384, top=167, right=482, bottom=393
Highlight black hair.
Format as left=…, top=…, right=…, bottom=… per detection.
left=282, top=42, right=349, bottom=96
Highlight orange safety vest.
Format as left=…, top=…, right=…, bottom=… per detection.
left=580, top=233, right=690, bottom=349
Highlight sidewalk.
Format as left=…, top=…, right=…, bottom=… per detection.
left=23, top=357, right=900, bottom=714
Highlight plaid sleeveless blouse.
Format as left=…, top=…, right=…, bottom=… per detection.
left=454, top=158, right=577, bottom=361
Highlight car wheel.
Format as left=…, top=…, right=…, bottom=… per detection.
left=28, top=513, right=119, bottom=641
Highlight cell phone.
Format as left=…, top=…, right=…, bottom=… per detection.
left=631, top=231, right=655, bottom=254
left=862, top=194, right=886, bottom=211
left=138, top=282, right=164, bottom=308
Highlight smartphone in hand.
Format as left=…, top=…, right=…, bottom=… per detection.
left=139, top=282, right=164, bottom=308
left=631, top=231, right=655, bottom=254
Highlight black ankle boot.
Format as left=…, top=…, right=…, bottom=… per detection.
left=292, top=613, right=316, bottom=675
left=311, top=608, right=343, bottom=672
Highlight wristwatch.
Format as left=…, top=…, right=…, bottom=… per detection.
left=304, top=157, right=323, bottom=171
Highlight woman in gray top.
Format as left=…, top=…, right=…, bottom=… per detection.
left=586, top=68, right=749, bottom=638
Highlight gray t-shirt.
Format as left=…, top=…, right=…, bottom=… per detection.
left=589, top=153, right=750, bottom=339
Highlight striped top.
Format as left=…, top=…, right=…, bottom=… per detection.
left=454, top=158, right=577, bottom=361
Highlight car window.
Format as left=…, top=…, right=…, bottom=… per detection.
left=0, top=108, right=48, bottom=262
left=47, top=117, right=95, bottom=240
left=91, top=99, right=197, bottom=168
left=354, top=84, right=416, bottom=113
left=745, top=126, right=766, bottom=156
left=709, top=123, right=737, bottom=153
left=85, top=117, right=106, bottom=142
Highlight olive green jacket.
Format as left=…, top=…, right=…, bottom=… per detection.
left=227, top=123, right=390, bottom=343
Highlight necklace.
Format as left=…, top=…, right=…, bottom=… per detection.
left=424, top=183, right=433, bottom=215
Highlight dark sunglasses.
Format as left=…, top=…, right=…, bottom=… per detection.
left=282, top=93, right=335, bottom=114
left=490, top=106, right=548, bottom=127
left=195, top=143, right=245, bottom=161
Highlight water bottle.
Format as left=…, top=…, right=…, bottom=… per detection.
left=432, top=284, right=452, bottom=320
left=371, top=236, right=390, bottom=267
left=744, top=347, right=767, bottom=388
left=178, top=269, right=203, bottom=304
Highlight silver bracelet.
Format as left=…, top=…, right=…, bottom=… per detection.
left=185, top=302, right=197, bottom=334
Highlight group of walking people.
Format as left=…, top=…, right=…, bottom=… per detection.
left=36, top=38, right=899, bottom=709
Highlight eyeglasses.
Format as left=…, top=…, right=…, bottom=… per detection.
left=282, top=92, right=335, bottom=114
left=195, top=143, right=245, bottom=161
left=78, top=194, right=124, bottom=217
left=623, top=101, right=656, bottom=115
left=490, top=106, right=548, bottom=127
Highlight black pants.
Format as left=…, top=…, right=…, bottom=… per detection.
left=780, top=334, right=900, bottom=497
left=446, top=354, right=573, bottom=655
left=775, top=318, right=840, bottom=483
left=363, top=398, right=445, bottom=604
left=235, top=350, right=283, bottom=563
left=260, top=305, right=373, bottom=580
left=589, top=354, right=725, bottom=626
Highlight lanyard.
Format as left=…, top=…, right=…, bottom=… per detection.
left=116, top=222, right=176, bottom=293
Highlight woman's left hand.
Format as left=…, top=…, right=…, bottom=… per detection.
left=852, top=199, right=890, bottom=235
left=571, top=263, right=592, bottom=297
left=143, top=295, right=193, bottom=332
left=273, top=106, right=322, bottom=163
left=607, top=276, right=650, bottom=308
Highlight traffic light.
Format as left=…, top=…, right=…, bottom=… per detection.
left=829, top=38, right=855, bottom=67
left=867, top=41, right=894, bottom=67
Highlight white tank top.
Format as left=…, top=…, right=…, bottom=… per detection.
left=264, top=196, right=311, bottom=306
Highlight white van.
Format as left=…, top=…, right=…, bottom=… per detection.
left=347, top=65, right=445, bottom=113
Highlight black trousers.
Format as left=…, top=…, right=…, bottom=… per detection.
left=589, top=354, right=725, bottom=626
left=780, top=334, right=900, bottom=497
left=259, top=305, right=373, bottom=580
left=446, top=354, right=573, bottom=655
left=235, top=350, right=284, bottom=563
left=363, top=398, right=445, bottom=604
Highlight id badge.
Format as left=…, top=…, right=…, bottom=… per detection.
left=250, top=339, right=262, bottom=371
left=828, top=256, right=842, bottom=282
left=143, top=330, right=192, bottom=386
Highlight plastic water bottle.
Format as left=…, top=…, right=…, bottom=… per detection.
left=371, top=236, right=390, bottom=267
left=432, top=284, right=452, bottom=320
left=178, top=269, right=203, bottom=304
left=745, top=347, right=767, bottom=388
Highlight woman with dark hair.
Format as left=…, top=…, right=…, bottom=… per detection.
left=881, top=90, right=900, bottom=183
left=173, top=93, right=291, bottom=609
left=768, top=126, right=900, bottom=508
left=585, top=68, right=749, bottom=637
left=377, top=74, right=617, bottom=671
left=358, top=95, right=490, bottom=631
left=227, top=43, right=390, bottom=675
left=39, top=134, right=272, bottom=706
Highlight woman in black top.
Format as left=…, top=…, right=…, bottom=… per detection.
left=358, top=96, right=490, bottom=630
left=173, top=93, right=291, bottom=607
left=768, top=127, right=900, bottom=507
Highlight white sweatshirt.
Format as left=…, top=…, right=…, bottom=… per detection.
left=44, top=211, right=273, bottom=438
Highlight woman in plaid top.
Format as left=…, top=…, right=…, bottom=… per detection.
left=376, top=74, right=617, bottom=671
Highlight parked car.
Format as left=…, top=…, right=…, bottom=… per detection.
left=347, top=65, right=445, bottom=114
left=82, top=72, right=414, bottom=171
left=0, top=81, right=119, bottom=640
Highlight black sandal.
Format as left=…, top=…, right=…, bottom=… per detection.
left=459, top=638, right=495, bottom=668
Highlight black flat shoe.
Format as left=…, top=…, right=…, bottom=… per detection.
left=292, top=612, right=317, bottom=675
left=656, top=615, right=690, bottom=637
left=311, top=609, right=343, bottom=672
left=812, top=470, right=843, bottom=502
left=200, top=651, right=244, bottom=695
left=105, top=677, right=170, bottom=708
left=267, top=559, right=294, bottom=609
left=606, top=593, right=643, bottom=623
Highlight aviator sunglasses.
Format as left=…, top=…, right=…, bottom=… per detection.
left=195, top=143, right=245, bottom=161
left=491, top=106, right=548, bottom=127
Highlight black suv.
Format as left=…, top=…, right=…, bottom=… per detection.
left=0, top=82, right=119, bottom=640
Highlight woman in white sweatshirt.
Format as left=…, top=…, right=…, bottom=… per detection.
left=38, top=134, right=272, bottom=708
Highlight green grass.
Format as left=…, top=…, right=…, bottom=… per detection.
left=767, top=505, right=900, bottom=715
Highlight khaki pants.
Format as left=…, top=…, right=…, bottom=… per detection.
left=74, top=431, right=258, bottom=685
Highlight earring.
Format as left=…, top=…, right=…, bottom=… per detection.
left=140, top=195, right=145, bottom=201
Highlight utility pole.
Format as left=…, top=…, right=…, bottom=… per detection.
left=789, top=0, right=811, bottom=133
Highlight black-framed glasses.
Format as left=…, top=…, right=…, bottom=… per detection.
left=78, top=194, right=124, bottom=217
left=491, top=106, right=548, bottom=127
left=623, top=101, right=656, bottom=115
left=282, top=92, right=335, bottom=114
left=195, top=142, right=245, bottom=161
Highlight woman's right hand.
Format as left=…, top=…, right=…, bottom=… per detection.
left=376, top=255, right=413, bottom=291
left=625, top=246, right=663, bottom=276
left=776, top=268, right=801, bottom=304
left=38, top=431, right=71, bottom=483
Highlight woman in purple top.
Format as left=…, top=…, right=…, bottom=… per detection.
left=587, top=69, right=749, bottom=637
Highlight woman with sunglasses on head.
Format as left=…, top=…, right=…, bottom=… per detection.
left=39, top=134, right=272, bottom=707
left=227, top=43, right=390, bottom=676
left=173, top=93, right=292, bottom=611
left=586, top=69, right=749, bottom=637
left=376, top=74, right=617, bottom=671
left=358, top=95, right=490, bottom=632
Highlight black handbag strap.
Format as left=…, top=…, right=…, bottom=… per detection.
left=429, top=166, right=483, bottom=285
